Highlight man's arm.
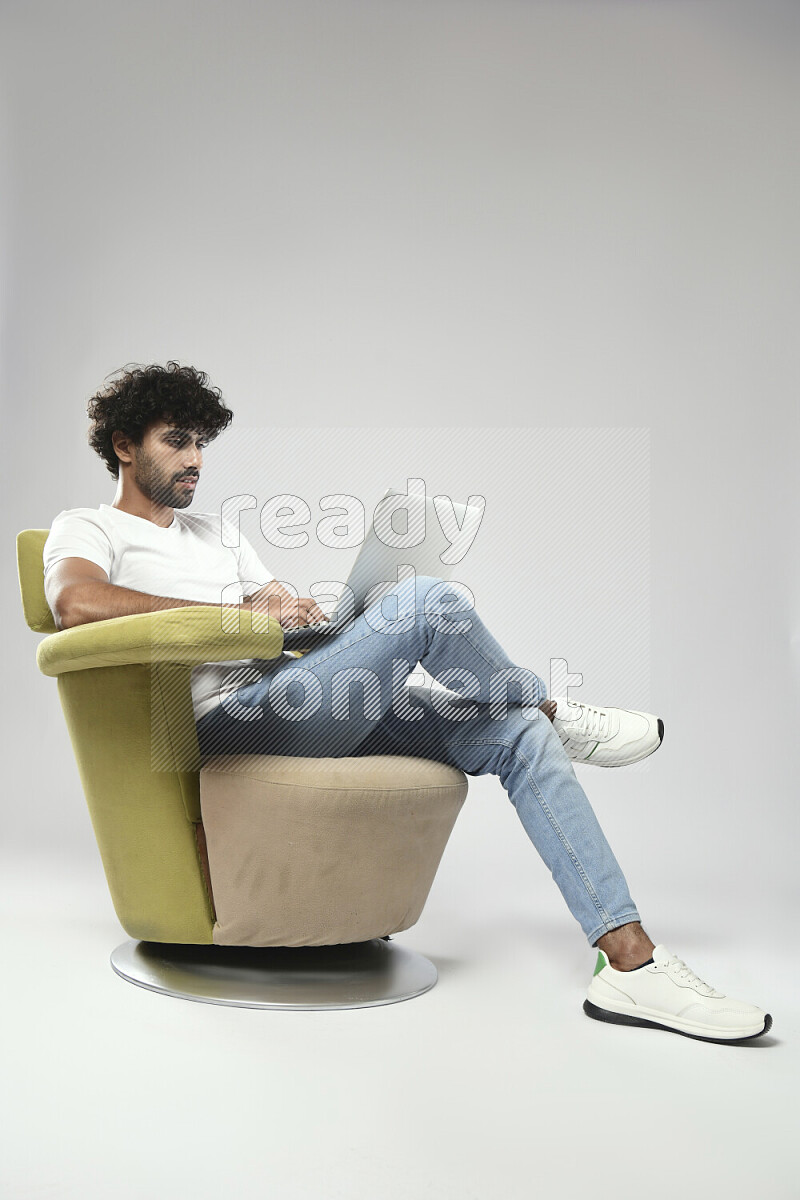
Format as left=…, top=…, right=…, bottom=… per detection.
left=45, top=557, right=327, bottom=633
left=45, top=557, right=245, bottom=632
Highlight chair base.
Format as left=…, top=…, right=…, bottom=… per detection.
left=110, top=937, right=438, bottom=1010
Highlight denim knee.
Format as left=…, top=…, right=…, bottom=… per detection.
left=366, top=573, right=454, bottom=626
left=406, top=572, right=448, bottom=606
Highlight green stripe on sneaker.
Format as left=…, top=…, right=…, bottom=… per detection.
left=593, top=951, right=606, bottom=976
left=584, top=741, right=601, bottom=759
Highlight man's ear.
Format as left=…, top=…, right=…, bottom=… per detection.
left=111, top=430, right=134, bottom=467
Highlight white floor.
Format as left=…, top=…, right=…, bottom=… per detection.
left=2, top=828, right=796, bottom=1200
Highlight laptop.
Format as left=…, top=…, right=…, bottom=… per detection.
left=279, top=486, right=483, bottom=649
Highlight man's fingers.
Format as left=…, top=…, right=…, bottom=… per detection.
left=297, top=599, right=328, bottom=625
left=256, top=595, right=328, bottom=629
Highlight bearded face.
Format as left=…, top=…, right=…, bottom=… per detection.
left=132, top=439, right=200, bottom=509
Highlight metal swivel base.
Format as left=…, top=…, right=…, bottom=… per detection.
left=110, top=937, right=438, bottom=1010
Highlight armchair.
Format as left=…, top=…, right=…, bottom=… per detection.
left=18, top=529, right=468, bottom=1009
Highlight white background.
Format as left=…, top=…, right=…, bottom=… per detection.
left=2, top=3, right=798, bottom=1198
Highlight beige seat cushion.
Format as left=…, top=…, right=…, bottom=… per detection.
left=200, top=754, right=468, bottom=947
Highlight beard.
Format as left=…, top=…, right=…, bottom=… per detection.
left=133, top=446, right=194, bottom=509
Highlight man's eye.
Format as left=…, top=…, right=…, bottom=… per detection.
left=168, top=436, right=207, bottom=449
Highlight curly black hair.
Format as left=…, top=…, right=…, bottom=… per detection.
left=87, top=361, right=234, bottom=479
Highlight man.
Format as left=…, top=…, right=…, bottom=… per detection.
left=43, top=362, right=772, bottom=1042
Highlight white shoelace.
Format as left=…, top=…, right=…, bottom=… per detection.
left=665, top=955, right=720, bottom=997
left=562, top=703, right=609, bottom=742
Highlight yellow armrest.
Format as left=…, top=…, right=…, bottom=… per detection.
left=36, top=606, right=284, bottom=677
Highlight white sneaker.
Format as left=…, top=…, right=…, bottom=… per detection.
left=585, top=945, right=773, bottom=1043
left=551, top=697, right=663, bottom=767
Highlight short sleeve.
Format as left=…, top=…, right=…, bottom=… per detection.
left=234, top=530, right=275, bottom=592
left=43, top=510, right=114, bottom=579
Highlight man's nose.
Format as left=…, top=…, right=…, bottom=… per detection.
left=184, top=445, right=203, bottom=470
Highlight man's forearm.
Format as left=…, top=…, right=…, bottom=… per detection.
left=57, top=581, right=242, bottom=631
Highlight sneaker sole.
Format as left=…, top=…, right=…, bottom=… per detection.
left=583, top=998, right=773, bottom=1044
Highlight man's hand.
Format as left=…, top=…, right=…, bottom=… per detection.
left=244, top=582, right=329, bottom=631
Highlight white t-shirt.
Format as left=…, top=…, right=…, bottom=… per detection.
left=42, top=503, right=289, bottom=721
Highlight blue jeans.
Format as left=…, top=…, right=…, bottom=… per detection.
left=195, top=573, right=642, bottom=947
